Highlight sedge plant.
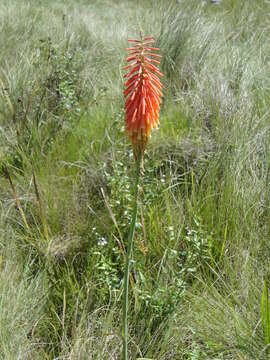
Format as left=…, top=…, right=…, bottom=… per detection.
left=122, top=35, right=163, bottom=359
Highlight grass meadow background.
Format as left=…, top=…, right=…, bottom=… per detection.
left=1, top=0, right=270, bottom=358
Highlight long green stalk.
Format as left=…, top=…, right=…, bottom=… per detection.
left=122, top=153, right=142, bottom=360
left=261, top=279, right=270, bottom=351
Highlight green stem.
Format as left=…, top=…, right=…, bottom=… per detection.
left=122, top=153, right=142, bottom=360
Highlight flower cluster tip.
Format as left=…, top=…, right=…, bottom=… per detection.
left=124, top=36, right=163, bottom=159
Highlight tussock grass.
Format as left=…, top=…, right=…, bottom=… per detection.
left=0, top=234, right=45, bottom=359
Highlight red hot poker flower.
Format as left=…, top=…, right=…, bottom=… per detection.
left=124, top=36, right=163, bottom=158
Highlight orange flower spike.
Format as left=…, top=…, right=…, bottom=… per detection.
left=124, top=36, right=163, bottom=159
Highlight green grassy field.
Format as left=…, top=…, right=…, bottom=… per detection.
left=1, top=0, right=270, bottom=358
